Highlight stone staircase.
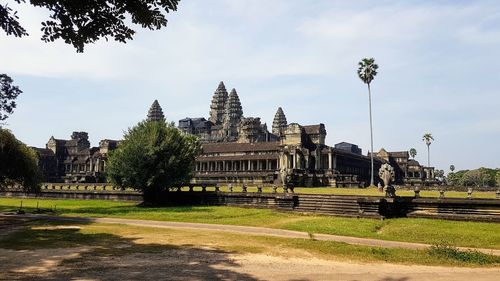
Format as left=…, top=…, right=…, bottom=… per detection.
left=292, top=194, right=383, bottom=218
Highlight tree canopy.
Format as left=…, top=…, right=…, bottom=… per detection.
left=422, top=133, right=434, bottom=146
left=357, top=58, right=378, bottom=85
left=0, top=74, right=22, bottom=122
left=409, top=148, right=417, bottom=159
left=447, top=168, right=499, bottom=188
left=1, top=0, right=179, bottom=52
left=0, top=128, right=41, bottom=192
left=106, top=120, right=201, bottom=203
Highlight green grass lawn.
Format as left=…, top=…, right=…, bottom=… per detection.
left=1, top=197, right=499, bottom=249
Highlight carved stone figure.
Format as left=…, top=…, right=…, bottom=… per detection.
left=378, top=163, right=396, bottom=197
left=279, top=151, right=290, bottom=191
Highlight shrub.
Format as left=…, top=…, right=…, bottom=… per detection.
left=106, top=120, right=201, bottom=203
left=428, top=243, right=499, bottom=265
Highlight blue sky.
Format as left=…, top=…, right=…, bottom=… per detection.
left=1, top=0, right=499, bottom=171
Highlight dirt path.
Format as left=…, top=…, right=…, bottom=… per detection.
left=0, top=246, right=499, bottom=281
left=3, top=214, right=497, bottom=256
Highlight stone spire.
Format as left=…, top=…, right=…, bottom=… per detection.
left=222, top=88, right=243, bottom=137
left=208, top=81, right=228, bottom=125
left=272, top=107, right=287, bottom=136
left=147, top=100, right=165, bottom=122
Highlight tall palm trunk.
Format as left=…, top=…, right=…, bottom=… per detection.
left=368, top=83, right=374, bottom=186
left=427, top=144, right=430, bottom=167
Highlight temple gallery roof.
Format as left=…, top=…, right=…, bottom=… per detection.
left=387, top=151, right=409, bottom=158
left=303, top=124, right=325, bottom=135
left=32, top=147, right=55, bottom=157
left=202, top=142, right=280, bottom=153
left=408, top=159, right=421, bottom=166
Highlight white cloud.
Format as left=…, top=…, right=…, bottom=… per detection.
left=2, top=0, right=500, bottom=169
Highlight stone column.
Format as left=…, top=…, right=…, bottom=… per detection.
left=316, top=151, right=321, bottom=170
left=328, top=151, right=332, bottom=170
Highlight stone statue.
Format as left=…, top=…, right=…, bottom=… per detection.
left=279, top=151, right=289, bottom=190
left=280, top=167, right=289, bottom=190
left=378, top=163, right=396, bottom=197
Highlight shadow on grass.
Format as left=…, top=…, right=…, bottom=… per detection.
left=0, top=219, right=258, bottom=281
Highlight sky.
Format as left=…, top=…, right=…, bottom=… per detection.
left=1, top=0, right=500, bottom=171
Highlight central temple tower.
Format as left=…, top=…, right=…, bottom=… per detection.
left=222, top=88, right=243, bottom=138
left=208, top=81, right=228, bottom=125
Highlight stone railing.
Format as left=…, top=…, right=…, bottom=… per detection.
left=38, top=183, right=136, bottom=192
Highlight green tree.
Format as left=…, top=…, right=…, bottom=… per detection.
left=0, top=128, right=41, bottom=192
left=496, top=172, right=500, bottom=187
left=447, top=172, right=458, bottom=186
left=357, top=57, right=379, bottom=186
left=478, top=167, right=496, bottom=187
left=1, top=0, right=179, bottom=52
left=106, top=120, right=201, bottom=203
left=422, top=133, right=434, bottom=167
left=462, top=169, right=483, bottom=187
left=0, top=74, right=22, bottom=122
left=450, top=164, right=455, bottom=172
left=409, top=148, right=417, bottom=159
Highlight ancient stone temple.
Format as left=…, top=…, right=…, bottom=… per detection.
left=33, top=132, right=119, bottom=183
left=33, top=82, right=436, bottom=186
left=147, top=100, right=165, bottom=122
left=181, top=81, right=383, bottom=187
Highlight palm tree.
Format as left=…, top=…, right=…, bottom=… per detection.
left=409, top=148, right=417, bottom=159
left=450, top=164, right=455, bottom=172
left=422, top=133, right=434, bottom=167
left=357, top=58, right=378, bottom=186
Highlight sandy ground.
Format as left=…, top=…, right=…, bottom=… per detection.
left=1, top=246, right=499, bottom=281
left=5, top=214, right=499, bottom=256
left=1, top=215, right=499, bottom=281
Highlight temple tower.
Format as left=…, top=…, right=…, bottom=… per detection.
left=223, top=88, right=243, bottom=138
left=272, top=107, right=287, bottom=137
left=237, top=117, right=266, bottom=143
left=208, top=81, right=228, bottom=125
left=147, top=100, right=165, bottom=122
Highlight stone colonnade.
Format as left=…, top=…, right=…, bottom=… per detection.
left=196, top=159, right=279, bottom=172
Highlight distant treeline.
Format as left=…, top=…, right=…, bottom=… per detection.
left=447, top=168, right=500, bottom=188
